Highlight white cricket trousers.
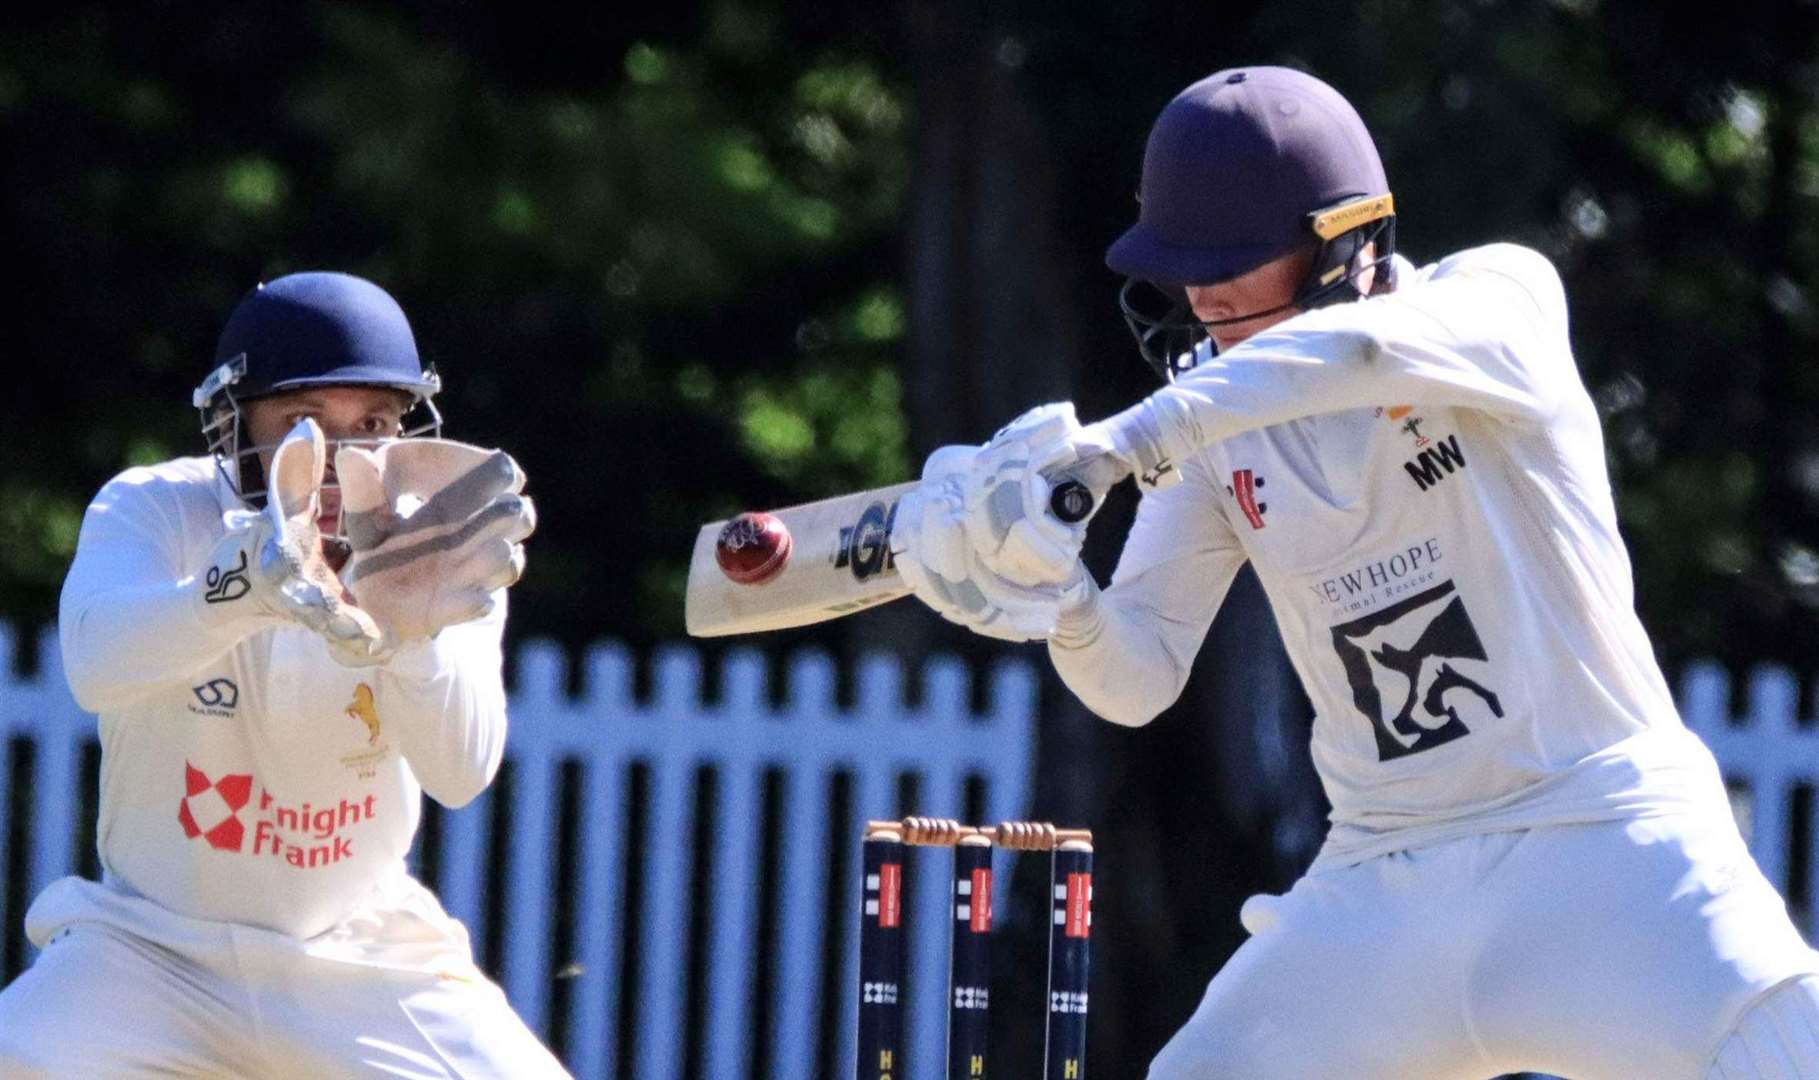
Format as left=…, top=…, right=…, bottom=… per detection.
left=0, top=921, right=571, bottom=1078
left=1147, top=810, right=1819, bottom=1079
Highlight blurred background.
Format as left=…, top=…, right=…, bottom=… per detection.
left=3, top=2, right=1818, bottom=1078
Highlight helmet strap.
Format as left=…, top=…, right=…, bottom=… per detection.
left=1293, top=215, right=1396, bottom=312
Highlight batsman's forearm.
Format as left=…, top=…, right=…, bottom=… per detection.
left=1045, top=481, right=1241, bottom=726
left=1098, top=326, right=1396, bottom=476
left=1047, top=585, right=1194, bottom=728
left=1102, top=246, right=1572, bottom=472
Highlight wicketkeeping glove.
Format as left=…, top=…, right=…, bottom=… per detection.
left=196, top=419, right=390, bottom=665
left=333, top=437, right=536, bottom=645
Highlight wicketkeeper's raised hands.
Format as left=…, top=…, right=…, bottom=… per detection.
left=333, top=437, right=536, bottom=647
left=197, top=419, right=391, bottom=665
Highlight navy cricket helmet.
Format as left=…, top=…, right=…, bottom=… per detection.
left=1107, top=66, right=1397, bottom=380
left=192, top=271, right=443, bottom=505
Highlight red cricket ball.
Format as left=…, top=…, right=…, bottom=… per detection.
left=715, top=512, right=793, bottom=585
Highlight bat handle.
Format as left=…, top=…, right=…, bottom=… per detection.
left=1049, top=479, right=1096, bottom=524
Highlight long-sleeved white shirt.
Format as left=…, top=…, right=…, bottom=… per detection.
left=1052, top=244, right=1727, bottom=868
left=50, top=455, right=508, bottom=945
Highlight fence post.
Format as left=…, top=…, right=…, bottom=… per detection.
left=632, top=646, right=704, bottom=1080
left=701, top=647, right=769, bottom=1080
left=772, top=650, right=838, bottom=1075
left=1679, top=661, right=1819, bottom=912
left=500, top=639, right=570, bottom=1038
left=563, top=642, right=635, bottom=1080
left=26, top=632, right=84, bottom=910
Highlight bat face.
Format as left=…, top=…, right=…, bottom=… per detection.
left=682, top=456, right=1108, bottom=638
left=684, top=482, right=917, bottom=637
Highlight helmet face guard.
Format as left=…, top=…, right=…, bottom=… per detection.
left=1118, top=194, right=1396, bottom=382
left=194, top=354, right=444, bottom=520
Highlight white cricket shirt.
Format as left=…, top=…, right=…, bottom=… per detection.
left=44, top=455, right=508, bottom=956
left=1052, top=244, right=1726, bottom=868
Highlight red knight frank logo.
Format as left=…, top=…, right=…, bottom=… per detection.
left=178, top=763, right=378, bottom=867
left=178, top=762, right=254, bottom=852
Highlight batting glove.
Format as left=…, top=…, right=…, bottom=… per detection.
left=961, top=403, right=1100, bottom=589
left=333, top=437, right=536, bottom=646
left=892, top=443, right=1090, bottom=642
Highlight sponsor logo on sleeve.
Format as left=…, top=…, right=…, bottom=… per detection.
left=1139, top=459, right=1176, bottom=489
left=203, top=549, right=252, bottom=603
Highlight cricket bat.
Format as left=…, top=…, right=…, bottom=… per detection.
left=684, top=475, right=1103, bottom=638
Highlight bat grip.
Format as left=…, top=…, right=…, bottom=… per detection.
left=1049, top=479, right=1095, bottom=524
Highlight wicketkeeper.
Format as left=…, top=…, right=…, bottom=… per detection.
left=0, top=272, right=566, bottom=1076
left=891, top=66, right=1819, bottom=1078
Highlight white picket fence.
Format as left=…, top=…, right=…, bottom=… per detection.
left=1680, top=661, right=1818, bottom=915
left=0, top=626, right=1039, bottom=1080
left=2, top=624, right=1815, bottom=1078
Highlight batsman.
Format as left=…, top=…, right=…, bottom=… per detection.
left=890, top=66, right=1819, bottom=1078
left=0, top=272, right=566, bottom=1076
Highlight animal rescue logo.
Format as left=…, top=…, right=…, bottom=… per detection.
left=1329, top=579, right=1504, bottom=760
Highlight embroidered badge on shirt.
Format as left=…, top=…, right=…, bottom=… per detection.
left=1379, top=405, right=1468, bottom=491
left=346, top=683, right=381, bottom=745
left=340, top=683, right=391, bottom=779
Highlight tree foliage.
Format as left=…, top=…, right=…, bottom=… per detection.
left=3, top=0, right=1817, bottom=692
left=1, top=2, right=911, bottom=650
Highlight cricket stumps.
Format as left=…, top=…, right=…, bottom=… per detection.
left=855, top=817, right=1094, bottom=1080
